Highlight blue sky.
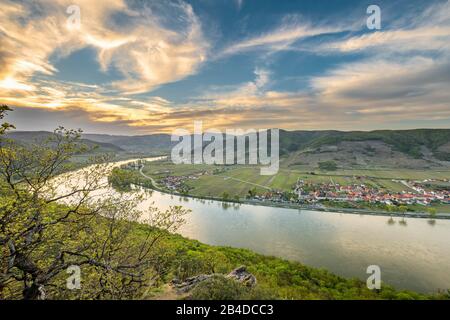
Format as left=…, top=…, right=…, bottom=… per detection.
left=1, top=0, right=449, bottom=134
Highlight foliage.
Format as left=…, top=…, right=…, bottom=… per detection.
left=189, top=275, right=250, bottom=300
left=0, top=105, right=15, bottom=135
left=427, top=208, right=437, bottom=217
left=0, top=109, right=189, bottom=299
left=247, top=188, right=257, bottom=198
left=189, top=275, right=273, bottom=300
left=109, top=167, right=154, bottom=191
left=152, top=230, right=449, bottom=300
left=278, top=129, right=450, bottom=159
left=1, top=107, right=449, bottom=300
left=318, top=161, right=338, bottom=171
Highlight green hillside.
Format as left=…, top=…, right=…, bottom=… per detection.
left=279, top=129, right=450, bottom=159
left=5, top=131, right=124, bottom=154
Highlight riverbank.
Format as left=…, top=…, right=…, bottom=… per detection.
left=132, top=168, right=450, bottom=220
left=144, top=223, right=449, bottom=300
left=44, top=157, right=449, bottom=299
left=70, top=159, right=450, bottom=293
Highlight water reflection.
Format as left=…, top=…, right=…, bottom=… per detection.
left=135, top=188, right=450, bottom=293
left=220, top=202, right=241, bottom=210
left=62, top=161, right=450, bottom=294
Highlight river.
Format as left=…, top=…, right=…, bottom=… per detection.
left=61, top=158, right=450, bottom=293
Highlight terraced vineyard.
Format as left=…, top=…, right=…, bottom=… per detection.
left=140, top=160, right=450, bottom=201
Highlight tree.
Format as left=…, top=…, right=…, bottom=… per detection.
left=247, top=188, right=257, bottom=198
left=427, top=208, right=437, bottom=217
left=318, top=161, right=337, bottom=171
left=0, top=107, right=189, bottom=299
left=398, top=205, right=408, bottom=214
left=0, top=105, right=14, bottom=135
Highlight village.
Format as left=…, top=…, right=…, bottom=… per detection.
left=290, top=179, right=450, bottom=207
left=155, top=171, right=450, bottom=208
left=121, top=160, right=450, bottom=210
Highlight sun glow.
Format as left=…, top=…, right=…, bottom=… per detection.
left=0, top=77, right=34, bottom=91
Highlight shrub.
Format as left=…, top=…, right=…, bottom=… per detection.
left=189, top=275, right=249, bottom=300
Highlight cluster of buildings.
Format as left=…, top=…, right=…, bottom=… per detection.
left=293, top=179, right=450, bottom=206
left=251, top=191, right=292, bottom=203
left=160, top=171, right=209, bottom=192
left=160, top=175, right=195, bottom=192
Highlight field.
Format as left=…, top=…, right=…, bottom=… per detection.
left=141, top=160, right=450, bottom=199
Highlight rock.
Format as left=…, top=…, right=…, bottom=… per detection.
left=172, top=266, right=257, bottom=294
left=172, top=274, right=213, bottom=293
left=226, top=266, right=257, bottom=287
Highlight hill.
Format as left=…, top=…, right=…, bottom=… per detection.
left=5, top=131, right=124, bottom=154
left=8, top=129, right=450, bottom=169
left=279, top=129, right=450, bottom=169
left=86, top=129, right=450, bottom=169
left=82, top=133, right=174, bottom=154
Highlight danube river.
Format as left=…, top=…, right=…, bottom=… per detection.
left=61, top=158, right=450, bottom=293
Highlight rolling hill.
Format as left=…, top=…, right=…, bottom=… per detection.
left=4, top=131, right=124, bottom=154
left=5, top=129, right=450, bottom=169
left=278, top=129, right=450, bottom=169
left=82, top=133, right=174, bottom=154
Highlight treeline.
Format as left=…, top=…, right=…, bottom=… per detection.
left=108, top=167, right=153, bottom=191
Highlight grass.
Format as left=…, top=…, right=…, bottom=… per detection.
left=140, top=160, right=450, bottom=210
left=430, top=204, right=450, bottom=212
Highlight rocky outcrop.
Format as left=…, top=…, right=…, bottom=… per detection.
left=172, top=274, right=213, bottom=293
left=172, top=266, right=257, bottom=293
left=226, top=266, right=257, bottom=287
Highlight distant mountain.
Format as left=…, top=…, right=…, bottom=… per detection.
left=5, top=131, right=124, bottom=154
left=82, top=129, right=450, bottom=168
left=279, top=129, right=450, bottom=158
left=6, top=129, right=450, bottom=169
left=278, top=129, right=450, bottom=169
left=82, top=133, right=174, bottom=154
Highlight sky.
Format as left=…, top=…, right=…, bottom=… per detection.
left=0, top=0, right=449, bottom=134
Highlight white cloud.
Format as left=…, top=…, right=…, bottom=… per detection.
left=318, top=27, right=450, bottom=53
left=2, top=0, right=450, bottom=133
left=0, top=0, right=209, bottom=95
left=220, top=21, right=343, bottom=57
left=317, top=1, right=450, bottom=54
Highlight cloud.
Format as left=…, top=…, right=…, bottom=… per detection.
left=317, top=27, right=450, bottom=54
left=299, top=1, right=450, bottom=126
left=220, top=19, right=344, bottom=57
left=316, top=1, right=450, bottom=54
left=235, top=0, right=244, bottom=11
left=2, top=0, right=450, bottom=134
left=201, top=68, right=271, bottom=99
left=100, top=1, right=209, bottom=94
left=0, top=0, right=208, bottom=95
left=308, top=56, right=450, bottom=116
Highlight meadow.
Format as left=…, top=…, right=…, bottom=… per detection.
left=141, top=160, right=450, bottom=199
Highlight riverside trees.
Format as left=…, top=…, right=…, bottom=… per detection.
left=0, top=106, right=188, bottom=299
